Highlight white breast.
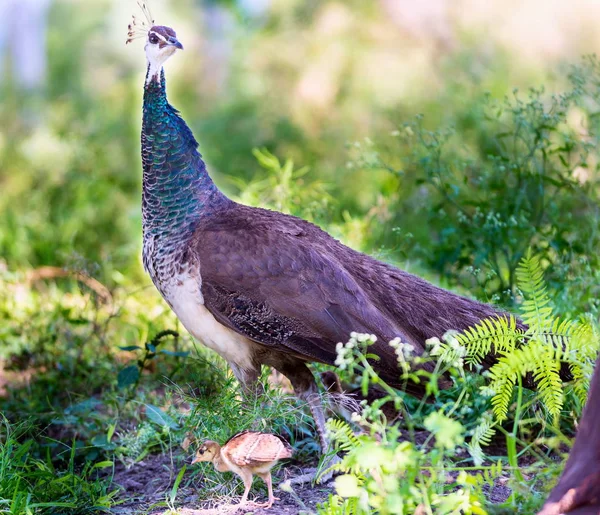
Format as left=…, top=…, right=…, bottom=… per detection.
left=162, top=273, right=255, bottom=372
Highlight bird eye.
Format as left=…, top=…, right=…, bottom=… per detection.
left=200, top=449, right=205, bottom=455
left=149, top=34, right=159, bottom=44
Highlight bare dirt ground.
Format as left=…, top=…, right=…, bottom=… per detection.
left=110, top=448, right=514, bottom=515
left=111, top=453, right=331, bottom=515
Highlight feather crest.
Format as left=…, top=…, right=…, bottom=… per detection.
left=126, top=1, right=155, bottom=44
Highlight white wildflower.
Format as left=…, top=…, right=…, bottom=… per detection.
left=389, top=337, right=402, bottom=348
left=479, top=386, right=496, bottom=397
left=351, top=412, right=362, bottom=423
left=389, top=337, right=415, bottom=363
left=426, top=337, right=441, bottom=348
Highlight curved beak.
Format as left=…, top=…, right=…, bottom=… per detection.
left=169, top=38, right=183, bottom=50
left=191, top=455, right=200, bottom=464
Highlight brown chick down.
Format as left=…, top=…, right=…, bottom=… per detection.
left=321, top=371, right=401, bottom=425
left=191, top=430, right=293, bottom=509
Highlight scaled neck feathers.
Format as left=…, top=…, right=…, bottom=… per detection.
left=141, top=68, right=229, bottom=240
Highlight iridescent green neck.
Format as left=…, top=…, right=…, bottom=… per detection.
left=141, top=68, right=228, bottom=239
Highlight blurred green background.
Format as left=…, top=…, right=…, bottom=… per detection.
left=2, top=0, right=600, bottom=302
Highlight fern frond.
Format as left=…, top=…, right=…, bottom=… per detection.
left=467, top=414, right=496, bottom=466
left=326, top=418, right=361, bottom=455
left=447, top=252, right=598, bottom=426
left=570, top=363, right=591, bottom=405
left=317, top=495, right=360, bottom=515
left=516, top=250, right=554, bottom=329
left=457, top=315, right=522, bottom=366
left=487, top=345, right=538, bottom=421
left=536, top=316, right=574, bottom=360
left=531, top=344, right=563, bottom=423
left=569, top=316, right=600, bottom=360
left=488, top=373, right=517, bottom=423
left=482, top=460, right=504, bottom=485
left=324, top=419, right=371, bottom=479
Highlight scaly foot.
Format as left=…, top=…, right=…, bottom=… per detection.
left=248, top=498, right=278, bottom=509
left=285, top=454, right=342, bottom=485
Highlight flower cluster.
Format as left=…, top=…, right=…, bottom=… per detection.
left=350, top=410, right=364, bottom=425
left=426, top=330, right=467, bottom=369
left=334, top=332, right=377, bottom=370
left=388, top=336, right=415, bottom=363
left=348, top=398, right=386, bottom=427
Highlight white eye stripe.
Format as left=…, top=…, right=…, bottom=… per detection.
left=149, top=30, right=168, bottom=43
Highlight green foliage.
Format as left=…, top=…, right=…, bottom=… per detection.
left=445, top=251, right=599, bottom=424
left=117, top=330, right=184, bottom=395
left=320, top=400, right=491, bottom=514
left=0, top=267, right=312, bottom=507
left=466, top=413, right=495, bottom=466
left=320, top=253, right=597, bottom=514
left=320, top=334, right=500, bottom=515
left=424, top=411, right=465, bottom=450
left=116, top=421, right=165, bottom=464
left=0, top=417, right=118, bottom=514
left=352, top=58, right=600, bottom=311
left=229, top=148, right=332, bottom=220
left=317, top=494, right=361, bottom=515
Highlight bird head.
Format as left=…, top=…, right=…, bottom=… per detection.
left=126, top=2, right=183, bottom=83
left=143, top=25, right=183, bottom=69
left=191, top=440, right=220, bottom=464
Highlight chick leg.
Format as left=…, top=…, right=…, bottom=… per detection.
left=238, top=468, right=254, bottom=506
left=255, top=472, right=278, bottom=508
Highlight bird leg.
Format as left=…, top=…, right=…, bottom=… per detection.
left=237, top=468, right=255, bottom=506
left=273, top=360, right=330, bottom=453
left=230, top=363, right=264, bottom=398
left=254, top=472, right=278, bottom=509
left=272, top=360, right=342, bottom=485
left=303, top=390, right=329, bottom=453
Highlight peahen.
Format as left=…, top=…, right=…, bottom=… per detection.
left=129, top=19, right=518, bottom=454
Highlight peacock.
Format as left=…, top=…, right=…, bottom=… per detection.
left=127, top=12, right=518, bottom=455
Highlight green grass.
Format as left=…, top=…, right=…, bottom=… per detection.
left=0, top=417, right=118, bottom=514
left=0, top=268, right=316, bottom=512
left=1, top=245, right=593, bottom=514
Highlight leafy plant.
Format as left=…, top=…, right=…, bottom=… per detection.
left=117, top=329, right=184, bottom=396
left=441, top=251, right=599, bottom=425
left=352, top=57, right=600, bottom=311
left=318, top=252, right=597, bottom=514
left=229, top=148, right=332, bottom=221
left=116, top=421, right=166, bottom=465
left=0, top=417, right=118, bottom=515
left=319, top=401, right=492, bottom=514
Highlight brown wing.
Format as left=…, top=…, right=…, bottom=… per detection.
left=222, top=431, right=293, bottom=467
left=193, top=205, right=412, bottom=384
